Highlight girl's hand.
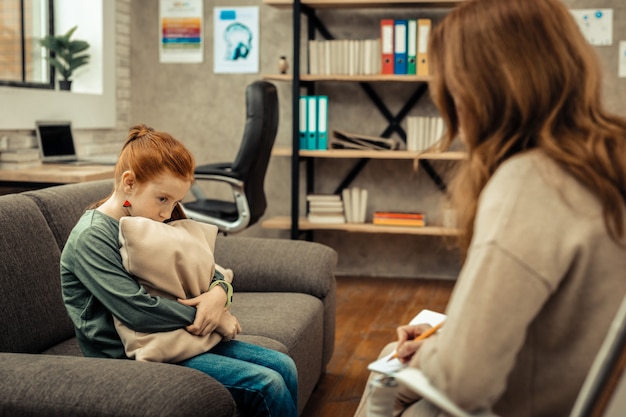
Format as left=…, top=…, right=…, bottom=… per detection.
left=216, top=311, right=242, bottom=342
left=178, top=287, right=227, bottom=336
left=395, top=323, right=433, bottom=364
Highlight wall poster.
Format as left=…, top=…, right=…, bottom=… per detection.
left=214, top=7, right=259, bottom=74
left=159, top=0, right=204, bottom=63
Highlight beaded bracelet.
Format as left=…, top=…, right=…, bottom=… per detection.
left=209, top=279, right=233, bottom=308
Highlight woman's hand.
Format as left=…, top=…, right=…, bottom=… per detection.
left=215, top=311, right=242, bottom=342
left=178, top=286, right=227, bottom=336
left=395, top=323, right=433, bottom=365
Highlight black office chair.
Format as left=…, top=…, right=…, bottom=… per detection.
left=182, top=80, right=279, bottom=234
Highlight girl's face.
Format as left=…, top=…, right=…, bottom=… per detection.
left=126, top=172, right=191, bottom=222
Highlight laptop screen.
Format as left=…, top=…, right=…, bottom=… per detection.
left=36, top=121, right=77, bottom=161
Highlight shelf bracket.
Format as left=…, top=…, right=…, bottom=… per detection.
left=360, top=82, right=428, bottom=140
left=419, top=160, right=449, bottom=196
left=330, top=83, right=430, bottom=194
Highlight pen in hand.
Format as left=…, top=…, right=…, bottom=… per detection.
left=388, top=321, right=445, bottom=361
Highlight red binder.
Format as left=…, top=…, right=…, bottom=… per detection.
left=380, top=19, right=394, bottom=75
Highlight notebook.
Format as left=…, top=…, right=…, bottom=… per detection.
left=35, top=121, right=118, bottom=165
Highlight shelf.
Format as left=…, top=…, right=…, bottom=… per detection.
left=263, top=74, right=431, bottom=83
left=262, top=216, right=460, bottom=235
left=264, top=0, right=463, bottom=9
left=272, top=146, right=467, bottom=160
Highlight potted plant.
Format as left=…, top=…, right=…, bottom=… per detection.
left=40, top=26, right=90, bottom=91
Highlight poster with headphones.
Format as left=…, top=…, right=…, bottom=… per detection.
left=214, top=7, right=259, bottom=74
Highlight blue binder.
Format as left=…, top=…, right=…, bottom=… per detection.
left=299, top=96, right=308, bottom=150
left=394, top=19, right=408, bottom=75
left=317, top=96, right=328, bottom=150
left=306, top=96, right=318, bottom=150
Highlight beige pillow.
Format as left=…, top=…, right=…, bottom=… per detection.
left=114, top=217, right=233, bottom=362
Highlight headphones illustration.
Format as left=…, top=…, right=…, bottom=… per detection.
left=224, top=22, right=253, bottom=61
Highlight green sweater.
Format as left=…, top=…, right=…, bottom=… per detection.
left=61, top=210, right=196, bottom=358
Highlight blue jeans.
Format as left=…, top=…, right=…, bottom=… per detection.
left=179, top=340, right=298, bottom=417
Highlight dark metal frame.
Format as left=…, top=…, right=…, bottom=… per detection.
left=289, top=0, right=447, bottom=240
left=0, top=0, right=55, bottom=89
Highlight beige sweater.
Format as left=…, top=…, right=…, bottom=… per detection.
left=415, top=150, right=626, bottom=417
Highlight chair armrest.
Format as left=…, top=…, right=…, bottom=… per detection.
left=214, top=236, right=337, bottom=299
left=394, top=368, right=495, bottom=417
left=0, top=353, right=235, bottom=417
left=195, top=162, right=234, bottom=175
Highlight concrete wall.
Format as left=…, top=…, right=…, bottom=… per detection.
left=128, top=0, right=626, bottom=279
left=2, top=0, right=624, bottom=279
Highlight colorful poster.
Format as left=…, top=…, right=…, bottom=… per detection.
left=159, top=0, right=203, bottom=63
left=214, top=7, right=259, bottom=74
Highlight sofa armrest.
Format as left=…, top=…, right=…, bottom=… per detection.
left=215, top=236, right=337, bottom=298
left=0, top=353, right=235, bottom=417
left=215, top=236, right=338, bottom=368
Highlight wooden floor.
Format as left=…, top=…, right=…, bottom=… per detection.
left=301, top=276, right=455, bottom=417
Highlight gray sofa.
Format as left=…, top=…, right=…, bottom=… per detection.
left=0, top=180, right=337, bottom=417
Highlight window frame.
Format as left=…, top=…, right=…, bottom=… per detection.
left=0, top=0, right=55, bottom=90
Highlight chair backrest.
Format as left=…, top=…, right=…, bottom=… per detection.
left=230, top=80, right=279, bottom=226
left=569, top=294, right=626, bottom=417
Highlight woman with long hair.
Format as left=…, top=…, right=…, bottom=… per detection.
left=355, top=0, right=626, bottom=415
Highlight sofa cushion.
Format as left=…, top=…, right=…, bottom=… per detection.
left=23, top=180, right=113, bottom=250
left=0, top=353, right=236, bottom=417
left=0, top=194, right=75, bottom=353
left=231, top=292, right=324, bottom=412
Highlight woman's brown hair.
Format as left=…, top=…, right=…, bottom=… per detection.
left=93, top=124, right=195, bottom=220
left=429, top=0, right=626, bottom=257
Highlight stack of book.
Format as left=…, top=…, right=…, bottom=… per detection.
left=0, top=135, right=41, bottom=170
left=406, top=116, right=444, bottom=152
left=342, top=187, right=368, bottom=223
left=307, top=194, right=346, bottom=224
left=373, top=211, right=426, bottom=227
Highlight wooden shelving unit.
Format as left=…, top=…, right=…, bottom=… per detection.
left=265, top=148, right=465, bottom=234
left=263, top=0, right=464, bottom=239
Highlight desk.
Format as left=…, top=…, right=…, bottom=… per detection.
left=0, top=163, right=115, bottom=194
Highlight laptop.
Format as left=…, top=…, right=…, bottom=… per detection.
left=35, top=120, right=118, bottom=165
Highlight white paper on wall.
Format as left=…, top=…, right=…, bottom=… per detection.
left=570, top=9, right=613, bottom=46
left=619, top=41, right=626, bottom=78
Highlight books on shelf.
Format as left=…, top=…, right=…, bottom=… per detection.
left=307, top=194, right=346, bottom=224
left=373, top=211, right=426, bottom=227
left=300, top=95, right=329, bottom=150
left=406, top=116, right=444, bottom=152
left=342, top=187, right=367, bottom=223
left=380, top=18, right=432, bottom=76
left=308, top=39, right=381, bottom=76
left=330, top=130, right=403, bottom=151
left=305, top=17, right=432, bottom=77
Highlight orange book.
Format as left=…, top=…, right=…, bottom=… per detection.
left=380, top=19, right=395, bottom=75
left=373, top=211, right=424, bottom=220
left=373, top=218, right=425, bottom=227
